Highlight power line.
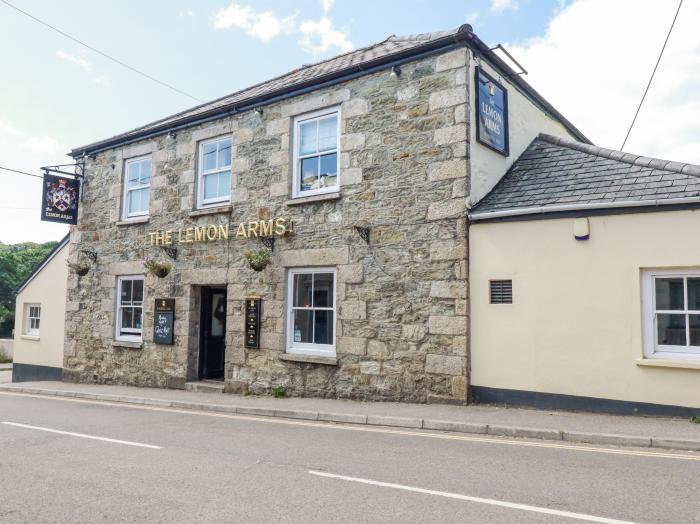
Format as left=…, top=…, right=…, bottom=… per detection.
left=621, top=0, right=683, bottom=150
left=0, top=0, right=203, bottom=103
left=0, top=166, right=43, bottom=179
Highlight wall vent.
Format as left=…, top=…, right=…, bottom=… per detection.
left=490, top=280, right=512, bottom=304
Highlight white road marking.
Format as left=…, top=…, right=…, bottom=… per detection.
left=309, top=470, right=636, bottom=524
left=1, top=392, right=698, bottom=462
left=2, top=421, right=161, bottom=449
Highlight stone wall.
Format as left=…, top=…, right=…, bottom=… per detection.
left=64, top=47, right=470, bottom=403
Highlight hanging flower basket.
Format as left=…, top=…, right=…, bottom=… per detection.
left=67, top=262, right=90, bottom=276
left=244, top=249, right=272, bottom=272
left=144, top=259, right=172, bottom=278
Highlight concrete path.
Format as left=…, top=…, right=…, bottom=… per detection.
left=1, top=380, right=699, bottom=452
left=0, top=365, right=12, bottom=384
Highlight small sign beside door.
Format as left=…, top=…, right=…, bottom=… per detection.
left=154, top=298, right=175, bottom=345
left=245, top=297, right=261, bottom=349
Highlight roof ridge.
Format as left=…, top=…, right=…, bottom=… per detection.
left=538, top=133, right=700, bottom=178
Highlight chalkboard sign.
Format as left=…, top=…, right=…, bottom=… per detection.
left=245, top=297, right=261, bottom=349
left=154, top=299, right=175, bottom=345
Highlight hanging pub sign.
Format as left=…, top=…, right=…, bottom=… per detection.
left=154, top=298, right=175, bottom=345
left=475, top=67, right=509, bottom=156
left=244, top=297, right=261, bottom=349
left=40, top=173, right=80, bottom=224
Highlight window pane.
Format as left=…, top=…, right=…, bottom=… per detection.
left=317, top=115, right=337, bottom=152
left=293, top=309, right=313, bottom=343
left=133, top=307, right=142, bottom=330
left=129, top=188, right=149, bottom=214
left=202, top=142, right=217, bottom=171
left=314, top=310, right=333, bottom=344
left=132, top=280, right=143, bottom=303
left=687, top=278, right=700, bottom=311
left=319, top=153, right=338, bottom=189
left=139, top=159, right=151, bottom=184
left=657, top=314, right=686, bottom=346
left=218, top=171, right=231, bottom=199
left=300, top=157, right=319, bottom=192
left=127, top=162, right=140, bottom=186
left=690, top=315, right=700, bottom=346
left=299, top=121, right=317, bottom=155
left=203, top=174, right=218, bottom=200
left=218, top=139, right=232, bottom=167
left=313, top=273, right=333, bottom=307
left=121, top=280, right=132, bottom=303
left=293, top=273, right=313, bottom=307
left=655, top=278, right=684, bottom=310
left=121, top=307, right=134, bottom=329
left=211, top=293, right=225, bottom=337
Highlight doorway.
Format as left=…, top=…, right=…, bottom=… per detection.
left=199, top=287, right=227, bottom=380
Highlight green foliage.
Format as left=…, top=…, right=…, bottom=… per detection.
left=272, top=385, right=287, bottom=398
left=244, top=249, right=272, bottom=271
left=691, top=415, right=700, bottom=424
left=0, top=240, right=59, bottom=337
left=144, top=259, right=172, bottom=278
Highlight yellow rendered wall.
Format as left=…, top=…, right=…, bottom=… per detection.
left=13, top=244, right=67, bottom=369
left=470, top=209, right=700, bottom=409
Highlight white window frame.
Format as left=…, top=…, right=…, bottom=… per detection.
left=286, top=267, right=337, bottom=357
left=642, top=269, right=700, bottom=360
left=122, top=155, right=152, bottom=219
left=115, top=275, right=145, bottom=342
left=292, top=107, right=341, bottom=198
left=197, top=136, right=232, bottom=208
left=25, top=303, right=41, bottom=336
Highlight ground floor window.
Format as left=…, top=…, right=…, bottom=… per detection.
left=116, top=276, right=144, bottom=342
left=287, top=268, right=336, bottom=356
left=642, top=269, right=700, bottom=359
left=25, top=304, right=41, bottom=336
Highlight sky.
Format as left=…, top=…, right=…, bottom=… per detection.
left=0, top=0, right=697, bottom=244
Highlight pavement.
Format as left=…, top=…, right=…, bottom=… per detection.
left=0, top=364, right=12, bottom=384
left=1, top=380, right=699, bottom=452
left=1, top=391, right=699, bottom=523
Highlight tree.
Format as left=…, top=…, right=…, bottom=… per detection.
left=0, top=241, right=59, bottom=337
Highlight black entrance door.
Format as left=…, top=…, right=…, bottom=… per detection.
left=199, top=287, right=227, bottom=380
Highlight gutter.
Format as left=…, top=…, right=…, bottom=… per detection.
left=468, top=197, right=700, bottom=222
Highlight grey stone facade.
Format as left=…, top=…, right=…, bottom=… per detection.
left=64, top=48, right=470, bottom=403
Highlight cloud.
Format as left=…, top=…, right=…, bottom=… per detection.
left=179, top=8, right=194, bottom=18
left=55, top=50, right=92, bottom=71
left=92, top=75, right=111, bottom=86
left=212, top=2, right=352, bottom=54
left=213, top=4, right=296, bottom=42
left=299, top=17, right=353, bottom=54
left=19, top=136, right=62, bottom=155
left=465, top=12, right=479, bottom=26
left=0, top=120, right=21, bottom=136
left=491, top=0, right=518, bottom=12
left=506, top=0, right=700, bottom=164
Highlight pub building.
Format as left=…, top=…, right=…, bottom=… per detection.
left=63, top=24, right=588, bottom=403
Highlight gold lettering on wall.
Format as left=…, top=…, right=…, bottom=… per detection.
left=147, top=218, right=291, bottom=245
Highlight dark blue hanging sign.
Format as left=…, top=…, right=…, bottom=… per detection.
left=476, top=67, right=509, bottom=156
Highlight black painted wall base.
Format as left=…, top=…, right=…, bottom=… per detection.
left=471, top=386, right=700, bottom=418
left=12, top=363, right=63, bottom=383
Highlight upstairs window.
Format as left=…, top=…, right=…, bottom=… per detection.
left=643, top=270, right=700, bottom=359
left=122, top=156, right=151, bottom=219
left=198, top=136, right=232, bottom=207
left=293, top=108, right=340, bottom=197
left=116, top=276, right=144, bottom=342
left=25, top=304, right=41, bottom=336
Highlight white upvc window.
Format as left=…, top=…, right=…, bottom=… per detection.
left=292, top=107, right=340, bottom=198
left=197, top=136, right=232, bottom=207
left=287, top=268, right=336, bottom=357
left=642, top=269, right=700, bottom=359
left=25, top=304, right=41, bottom=336
left=122, top=156, right=151, bottom=219
left=116, top=276, right=144, bottom=342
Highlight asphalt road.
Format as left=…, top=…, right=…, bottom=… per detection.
left=0, top=392, right=698, bottom=523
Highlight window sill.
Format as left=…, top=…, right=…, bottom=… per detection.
left=116, top=217, right=149, bottom=226
left=189, top=205, right=232, bottom=218
left=280, top=353, right=338, bottom=366
left=285, top=192, right=341, bottom=207
left=112, top=340, right=143, bottom=349
left=635, top=358, right=700, bottom=371
left=19, top=335, right=40, bottom=341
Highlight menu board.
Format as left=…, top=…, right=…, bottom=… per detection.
left=154, top=299, right=175, bottom=345
left=245, top=297, right=261, bottom=349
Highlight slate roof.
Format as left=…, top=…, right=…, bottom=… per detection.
left=469, top=134, right=700, bottom=219
left=71, top=25, right=587, bottom=156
